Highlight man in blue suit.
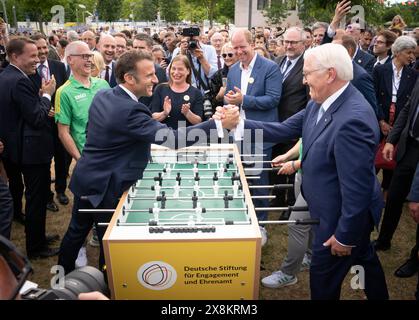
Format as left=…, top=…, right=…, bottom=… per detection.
left=224, top=29, right=282, bottom=227
left=58, top=51, right=217, bottom=274
left=219, top=43, right=388, bottom=299
left=333, top=35, right=378, bottom=117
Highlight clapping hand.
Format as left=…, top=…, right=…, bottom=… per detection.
left=163, top=96, right=172, bottom=116
left=42, top=75, right=57, bottom=96
left=224, top=87, right=243, bottom=105
left=181, top=103, right=191, bottom=115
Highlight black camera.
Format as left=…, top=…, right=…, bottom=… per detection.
left=21, top=266, right=108, bottom=300
left=182, top=27, right=200, bottom=37
left=182, top=27, right=200, bottom=51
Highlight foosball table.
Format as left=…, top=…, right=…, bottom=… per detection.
left=103, top=144, right=262, bottom=300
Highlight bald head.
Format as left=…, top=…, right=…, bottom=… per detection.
left=81, top=31, right=96, bottom=50
left=98, top=34, right=116, bottom=64
left=231, top=29, right=253, bottom=45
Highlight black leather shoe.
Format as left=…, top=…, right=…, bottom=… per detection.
left=45, top=234, right=60, bottom=245
left=394, top=258, right=419, bottom=278
left=28, top=246, right=60, bottom=259
left=56, top=193, right=69, bottom=205
left=46, top=200, right=59, bottom=212
left=372, top=240, right=391, bottom=251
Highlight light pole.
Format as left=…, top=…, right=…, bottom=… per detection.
left=79, top=4, right=86, bottom=25
left=0, top=0, right=8, bottom=25
left=12, top=5, right=16, bottom=29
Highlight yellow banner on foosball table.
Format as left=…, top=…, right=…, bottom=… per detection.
left=108, top=240, right=259, bottom=300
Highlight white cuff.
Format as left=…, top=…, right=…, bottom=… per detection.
left=327, top=26, right=336, bottom=39
left=233, top=119, right=245, bottom=141
left=335, top=238, right=356, bottom=248
left=42, top=93, right=52, bottom=101
left=214, top=119, right=225, bottom=138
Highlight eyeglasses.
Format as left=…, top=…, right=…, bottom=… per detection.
left=284, top=40, right=302, bottom=46
left=81, top=38, right=94, bottom=41
left=302, top=68, right=326, bottom=80
left=222, top=53, right=234, bottom=58
left=70, top=54, right=93, bottom=61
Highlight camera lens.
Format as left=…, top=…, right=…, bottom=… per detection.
left=188, top=41, right=198, bottom=50
left=50, top=266, right=108, bottom=300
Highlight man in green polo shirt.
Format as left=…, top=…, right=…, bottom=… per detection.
left=55, top=40, right=109, bottom=268
left=55, top=41, right=109, bottom=159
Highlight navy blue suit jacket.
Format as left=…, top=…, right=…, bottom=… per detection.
left=69, top=85, right=216, bottom=208
left=244, top=84, right=383, bottom=247
left=373, top=62, right=417, bottom=123
left=226, top=54, right=282, bottom=123
left=353, top=48, right=375, bottom=75
left=0, top=65, right=53, bottom=165
left=351, top=61, right=378, bottom=117
left=408, top=164, right=419, bottom=203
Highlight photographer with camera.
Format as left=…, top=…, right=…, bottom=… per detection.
left=172, top=27, right=218, bottom=96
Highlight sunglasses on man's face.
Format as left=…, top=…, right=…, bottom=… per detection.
left=222, top=53, right=234, bottom=58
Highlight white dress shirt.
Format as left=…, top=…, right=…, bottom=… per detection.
left=119, top=84, right=138, bottom=102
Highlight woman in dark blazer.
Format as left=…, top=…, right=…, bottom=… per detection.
left=373, top=35, right=418, bottom=196
left=209, top=42, right=239, bottom=112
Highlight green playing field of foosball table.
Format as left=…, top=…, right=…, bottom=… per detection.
left=123, top=162, right=250, bottom=224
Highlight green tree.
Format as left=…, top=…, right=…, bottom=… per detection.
left=20, top=0, right=67, bottom=33
left=137, top=0, right=159, bottom=21
left=160, top=0, right=180, bottom=23
left=262, top=0, right=290, bottom=26
left=214, top=0, right=234, bottom=25
left=298, top=0, right=386, bottom=27
left=97, top=0, right=123, bottom=22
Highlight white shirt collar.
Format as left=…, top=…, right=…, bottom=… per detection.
left=119, top=84, right=138, bottom=102
left=240, top=53, right=257, bottom=72
left=352, top=46, right=360, bottom=61
left=392, top=61, right=403, bottom=78
left=321, top=82, right=350, bottom=113
left=377, top=56, right=389, bottom=65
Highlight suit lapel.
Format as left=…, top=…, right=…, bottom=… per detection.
left=246, top=55, right=261, bottom=96
left=397, top=68, right=413, bottom=100
left=383, top=63, right=393, bottom=97
left=302, top=86, right=352, bottom=160
left=283, top=55, right=303, bottom=85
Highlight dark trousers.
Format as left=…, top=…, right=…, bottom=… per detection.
left=0, top=176, right=13, bottom=239
left=270, top=142, right=297, bottom=206
left=310, top=218, right=388, bottom=300
left=377, top=139, right=419, bottom=245
left=49, top=124, right=71, bottom=200
left=2, top=159, right=24, bottom=219
left=58, top=196, right=114, bottom=275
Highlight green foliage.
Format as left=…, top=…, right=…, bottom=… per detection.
left=262, top=0, right=290, bottom=26
left=159, top=0, right=181, bottom=22
left=97, top=0, right=123, bottom=22
left=298, top=0, right=386, bottom=27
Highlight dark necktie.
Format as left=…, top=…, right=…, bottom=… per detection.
left=217, top=55, right=222, bottom=70
left=412, top=106, right=419, bottom=138
left=105, top=65, right=110, bottom=83
left=38, top=64, right=46, bottom=80
left=282, top=59, right=292, bottom=80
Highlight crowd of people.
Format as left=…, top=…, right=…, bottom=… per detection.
left=0, top=0, right=418, bottom=300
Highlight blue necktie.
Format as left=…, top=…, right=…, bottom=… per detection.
left=316, top=106, right=325, bottom=125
